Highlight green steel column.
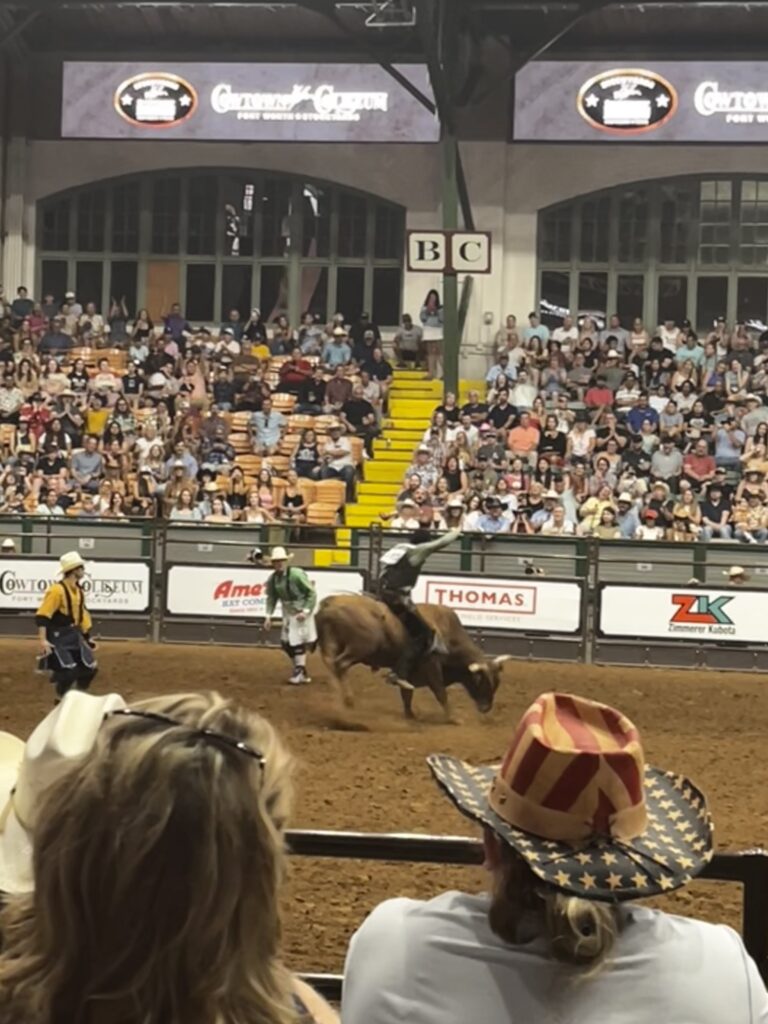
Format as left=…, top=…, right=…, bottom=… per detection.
left=442, top=132, right=459, bottom=397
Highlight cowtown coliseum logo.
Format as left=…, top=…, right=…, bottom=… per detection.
left=114, top=72, right=198, bottom=128
left=577, top=68, right=678, bottom=135
left=668, top=593, right=735, bottom=636
left=210, top=82, right=389, bottom=122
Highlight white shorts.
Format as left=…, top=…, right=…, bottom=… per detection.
left=281, top=613, right=317, bottom=648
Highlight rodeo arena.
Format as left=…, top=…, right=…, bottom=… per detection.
left=5, top=0, right=768, bottom=1021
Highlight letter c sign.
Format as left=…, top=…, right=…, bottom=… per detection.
left=406, top=230, right=491, bottom=273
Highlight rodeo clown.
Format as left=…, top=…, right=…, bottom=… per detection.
left=35, top=550, right=98, bottom=701
left=262, top=546, right=317, bottom=686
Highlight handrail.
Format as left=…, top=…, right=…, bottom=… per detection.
left=287, top=828, right=768, bottom=999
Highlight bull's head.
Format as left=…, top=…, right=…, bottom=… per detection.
left=464, top=655, right=511, bottom=713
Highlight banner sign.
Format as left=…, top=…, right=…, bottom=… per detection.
left=62, top=62, right=438, bottom=143
left=166, top=565, right=364, bottom=618
left=514, top=62, right=768, bottom=143
left=0, top=560, right=150, bottom=613
left=411, top=574, right=582, bottom=634
left=599, top=584, right=768, bottom=643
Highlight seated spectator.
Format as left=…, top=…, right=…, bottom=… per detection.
left=714, top=417, right=746, bottom=469
left=635, top=507, right=665, bottom=540
left=539, top=500, right=574, bottom=536
left=393, top=313, right=424, bottom=368
left=682, top=439, right=716, bottom=491
left=583, top=374, right=613, bottom=419
left=506, top=411, right=539, bottom=463
left=351, top=328, right=379, bottom=368
left=341, top=383, right=379, bottom=458
left=566, top=417, right=596, bottom=464
left=70, top=434, right=103, bottom=494
left=168, top=487, right=201, bottom=522
left=615, top=491, right=640, bottom=538
left=650, top=435, right=683, bottom=488
left=486, top=390, right=516, bottom=432
left=461, top=389, right=489, bottom=425
left=0, top=374, right=24, bottom=425
left=296, top=365, right=327, bottom=415
left=509, top=368, right=537, bottom=410
left=320, top=424, right=356, bottom=499
left=733, top=494, right=768, bottom=543
left=249, top=397, right=285, bottom=457
left=388, top=497, right=421, bottom=531
left=625, top=392, right=659, bottom=435
left=241, top=488, right=276, bottom=525
left=404, top=446, right=439, bottom=492
left=592, top=504, right=621, bottom=539
left=321, top=327, right=352, bottom=370
left=292, top=427, right=322, bottom=480
left=362, top=346, right=394, bottom=404
left=475, top=496, right=510, bottom=534
left=277, top=347, right=313, bottom=395
left=324, top=365, right=353, bottom=413
left=0, top=692, right=337, bottom=1024
left=38, top=316, right=73, bottom=358
left=577, top=484, right=614, bottom=535
left=344, top=693, right=761, bottom=1024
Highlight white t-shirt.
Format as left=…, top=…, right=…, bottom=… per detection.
left=342, top=891, right=768, bottom=1024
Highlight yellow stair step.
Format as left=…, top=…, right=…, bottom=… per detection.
left=364, top=462, right=408, bottom=483
left=389, top=399, right=439, bottom=418
left=315, top=548, right=351, bottom=567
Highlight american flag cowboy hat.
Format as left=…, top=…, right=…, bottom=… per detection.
left=428, top=692, right=713, bottom=901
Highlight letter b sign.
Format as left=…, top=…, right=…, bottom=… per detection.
left=407, top=230, right=491, bottom=273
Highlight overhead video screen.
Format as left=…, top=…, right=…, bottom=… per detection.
left=62, top=62, right=439, bottom=143
left=514, top=61, right=768, bottom=143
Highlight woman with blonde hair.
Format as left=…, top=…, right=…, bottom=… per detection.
left=0, top=690, right=336, bottom=1024
left=342, top=692, right=762, bottom=1024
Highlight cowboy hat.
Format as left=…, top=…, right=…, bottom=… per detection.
left=57, top=551, right=84, bottom=576
left=428, top=692, right=713, bottom=902
left=268, top=546, right=292, bottom=563
left=725, top=565, right=749, bottom=580
left=617, top=492, right=633, bottom=504
left=0, top=690, right=126, bottom=893
left=1, top=538, right=15, bottom=551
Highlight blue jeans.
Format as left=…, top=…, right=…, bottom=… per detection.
left=700, top=525, right=733, bottom=541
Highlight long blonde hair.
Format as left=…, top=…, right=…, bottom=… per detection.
left=487, top=832, right=620, bottom=974
left=0, top=692, right=297, bottom=1024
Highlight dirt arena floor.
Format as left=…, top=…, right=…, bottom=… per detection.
left=1, top=638, right=766, bottom=974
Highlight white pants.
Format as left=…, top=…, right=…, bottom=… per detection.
left=281, top=613, right=317, bottom=648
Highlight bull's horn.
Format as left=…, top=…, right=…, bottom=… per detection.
left=493, top=655, right=512, bottom=666
left=468, top=662, right=482, bottom=673
left=393, top=678, right=415, bottom=692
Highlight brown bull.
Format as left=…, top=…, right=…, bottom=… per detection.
left=315, top=594, right=510, bottom=719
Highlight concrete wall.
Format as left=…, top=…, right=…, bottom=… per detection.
left=6, top=137, right=768, bottom=378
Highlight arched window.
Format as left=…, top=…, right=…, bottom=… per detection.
left=538, top=176, right=768, bottom=332
left=38, top=169, right=405, bottom=326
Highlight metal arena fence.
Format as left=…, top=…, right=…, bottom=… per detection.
left=288, top=830, right=768, bottom=998
left=1, top=516, right=768, bottom=670
left=0, top=518, right=766, bottom=986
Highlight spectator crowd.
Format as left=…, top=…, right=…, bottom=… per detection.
left=0, top=285, right=396, bottom=525
left=389, top=310, right=768, bottom=542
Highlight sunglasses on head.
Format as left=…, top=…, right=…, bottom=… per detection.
left=106, top=709, right=265, bottom=767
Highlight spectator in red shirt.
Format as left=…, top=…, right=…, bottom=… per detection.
left=682, top=439, right=717, bottom=492
left=584, top=375, right=614, bottom=423
left=277, top=347, right=313, bottom=396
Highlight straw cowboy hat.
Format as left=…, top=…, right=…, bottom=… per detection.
left=268, top=546, right=293, bottom=563
left=57, top=550, right=85, bottom=577
left=428, top=692, right=713, bottom=902
left=0, top=690, right=126, bottom=893
left=725, top=565, right=749, bottom=581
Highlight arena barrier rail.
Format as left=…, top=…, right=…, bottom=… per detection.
left=288, top=829, right=768, bottom=999
left=1, top=517, right=768, bottom=670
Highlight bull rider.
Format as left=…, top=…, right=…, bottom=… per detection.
left=377, top=528, right=461, bottom=686
left=262, top=545, right=317, bottom=685
left=36, top=550, right=98, bottom=701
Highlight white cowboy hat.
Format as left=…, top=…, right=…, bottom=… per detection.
left=0, top=690, right=126, bottom=893
left=725, top=565, right=749, bottom=579
left=268, top=546, right=292, bottom=563
left=1, top=538, right=15, bottom=551
left=617, top=492, right=634, bottom=503
left=58, top=551, right=84, bottom=576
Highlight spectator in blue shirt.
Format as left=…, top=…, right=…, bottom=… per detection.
left=322, top=329, right=352, bottom=370
left=476, top=498, right=510, bottom=534
left=714, top=418, right=745, bottom=469
left=522, top=311, right=550, bottom=346
left=626, top=393, right=660, bottom=434
left=249, top=396, right=285, bottom=456
left=486, top=353, right=517, bottom=390
left=163, top=303, right=192, bottom=348
left=674, top=333, right=705, bottom=368
left=38, top=318, right=73, bottom=358
left=616, top=492, right=640, bottom=538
